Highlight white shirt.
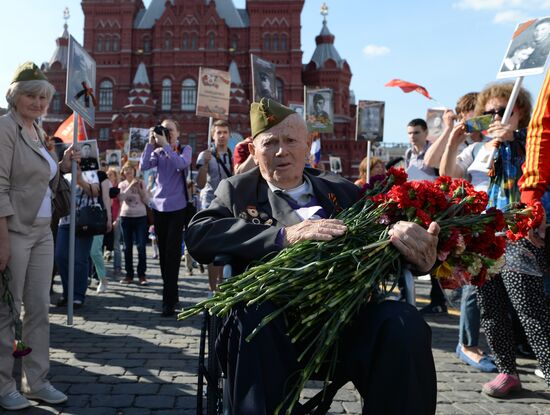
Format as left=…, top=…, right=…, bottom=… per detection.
left=36, top=147, right=57, bottom=218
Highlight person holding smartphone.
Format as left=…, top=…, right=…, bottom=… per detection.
left=196, top=120, right=233, bottom=291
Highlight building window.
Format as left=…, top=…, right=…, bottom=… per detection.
left=187, top=133, right=196, bottom=153
left=182, top=33, right=189, bottom=49
left=105, top=36, right=111, bottom=52
left=181, top=78, right=196, bottom=111
left=99, top=128, right=110, bottom=141
left=143, top=37, right=151, bottom=52
left=113, top=36, right=120, bottom=51
left=230, top=36, right=238, bottom=51
left=51, top=93, right=61, bottom=113
left=99, top=80, right=113, bottom=111
left=281, top=34, right=288, bottom=50
left=276, top=78, right=284, bottom=103
left=273, top=34, right=279, bottom=51
left=191, top=33, right=198, bottom=49
left=97, top=37, right=103, bottom=52
left=164, top=34, right=172, bottom=50
left=263, top=34, right=270, bottom=50
left=207, top=32, right=215, bottom=49
left=161, top=78, right=172, bottom=111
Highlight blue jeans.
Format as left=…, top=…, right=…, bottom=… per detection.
left=459, top=285, right=480, bottom=347
left=113, top=220, right=122, bottom=270
left=55, top=225, right=93, bottom=302
left=120, top=216, right=147, bottom=278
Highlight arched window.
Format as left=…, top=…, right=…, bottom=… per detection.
left=263, top=34, right=271, bottom=50
left=161, top=78, right=172, bottom=111
left=51, top=93, right=61, bottom=113
left=143, top=36, right=151, bottom=52
left=191, top=33, right=198, bottom=49
left=276, top=78, right=284, bottom=103
left=97, top=37, right=103, bottom=52
left=164, top=34, right=172, bottom=50
left=113, top=36, right=120, bottom=51
left=207, top=32, right=216, bottom=49
left=181, top=78, right=197, bottom=111
left=281, top=34, right=288, bottom=50
left=99, top=80, right=113, bottom=111
left=182, top=33, right=189, bottom=49
left=105, top=36, right=111, bottom=52
left=230, top=35, right=238, bottom=51
left=273, top=34, right=279, bottom=51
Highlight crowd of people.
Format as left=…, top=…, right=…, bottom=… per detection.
left=1, top=58, right=550, bottom=413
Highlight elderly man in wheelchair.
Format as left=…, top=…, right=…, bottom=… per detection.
left=186, top=98, right=439, bottom=415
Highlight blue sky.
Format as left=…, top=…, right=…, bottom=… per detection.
left=1, top=0, right=549, bottom=143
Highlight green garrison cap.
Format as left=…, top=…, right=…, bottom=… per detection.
left=11, top=62, right=47, bottom=84
left=250, top=98, right=296, bottom=138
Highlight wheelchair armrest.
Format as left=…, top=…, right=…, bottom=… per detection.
left=213, top=254, right=233, bottom=267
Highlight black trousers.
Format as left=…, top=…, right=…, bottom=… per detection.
left=217, top=300, right=437, bottom=415
left=153, top=208, right=185, bottom=307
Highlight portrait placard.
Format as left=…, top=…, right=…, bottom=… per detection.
left=426, top=108, right=446, bottom=142
left=128, top=128, right=149, bottom=161
left=66, top=36, right=96, bottom=127
left=78, top=139, right=100, bottom=172
left=251, top=54, right=277, bottom=102
left=497, top=16, right=550, bottom=79
left=357, top=100, right=384, bottom=141
left=306, top=88, right=334, bottom=133
left=106, top=149, right=122, bottom=168
left=329, top=156, right=343, bottom=173
left=288, top=102, right=305, bottom=120
left=196, top=67, right=231, bottom=120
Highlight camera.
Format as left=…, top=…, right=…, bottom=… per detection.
left=154, top=124, right=170, bottom=137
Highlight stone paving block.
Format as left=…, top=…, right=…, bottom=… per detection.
left=133, top=395, right=175, bottom=409
left=90, top=394, right=135, bottom=408
left=476, top=402, right=542, bottom=414
left=111, top=383, right=160, bottom=395
left=60, top=408, right=117, bottom=415
left=69, top=383, right=112, bottom=394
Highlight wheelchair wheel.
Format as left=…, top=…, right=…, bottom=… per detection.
left=206, top=314, right=223, bottom=414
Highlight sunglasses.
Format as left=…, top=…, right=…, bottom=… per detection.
left=482, top=107, right=512, bottom=118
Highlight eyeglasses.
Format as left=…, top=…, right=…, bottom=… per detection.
left=482, top=107, right=512, bottom=118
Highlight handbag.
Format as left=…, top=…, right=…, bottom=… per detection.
left=76, top=184, right=108, bottom=237
left=53, top=174, right=71, bottom=218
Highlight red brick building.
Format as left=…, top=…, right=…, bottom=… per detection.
left=41, top=0, right=368, bottom=178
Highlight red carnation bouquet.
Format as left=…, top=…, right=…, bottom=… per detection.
left=180, top=168, right=543, bottom=414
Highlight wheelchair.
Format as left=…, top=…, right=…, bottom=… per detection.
left=195, top=256, right=417, bottom=414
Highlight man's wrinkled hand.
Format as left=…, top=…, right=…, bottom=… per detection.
left=389, top=221, right=440, bottom=274
left=283, top=219, right=347, bottom=246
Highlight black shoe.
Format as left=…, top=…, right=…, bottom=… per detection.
left=56, top=297, right=67, bottom=307
left=419, top=303, right=447, bottom=315
left=161, top=305, right=176, bottom=317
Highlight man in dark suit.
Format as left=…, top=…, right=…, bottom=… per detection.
left=186, top=98, right=439, bottom=414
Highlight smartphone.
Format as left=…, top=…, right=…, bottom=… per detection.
left=465, top=114, right=493, bottom=133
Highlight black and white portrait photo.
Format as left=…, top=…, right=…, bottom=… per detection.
left=66, top=35, right=96, bottom=127
left=251, top=54, right=277, bottom=102
left=128, top=128, right=149, bottom=161
left=79, top=140, right=100, bottom=172
left=498, top=16, right=550, bottom=79
left=357, top=100, right=385, bottom=141
left=106, top=149, right=122, bottom=168
left=329, top=156, right=343, bottom=174
left=426, top=108, right=445, bottom=142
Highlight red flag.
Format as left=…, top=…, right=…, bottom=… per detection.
left=54, top=113, right=88, bottom=143
left=385, top=79, right=433, bottom=100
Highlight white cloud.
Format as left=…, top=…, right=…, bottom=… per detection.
left=362, top=45, right=390, bottom=57
left=493, top=9, right=528, bottom=24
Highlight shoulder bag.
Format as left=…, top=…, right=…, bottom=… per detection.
left=76, top=183, right=108, bottom=237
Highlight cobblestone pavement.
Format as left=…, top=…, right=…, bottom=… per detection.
left=10, top=252, right=550, bottom=415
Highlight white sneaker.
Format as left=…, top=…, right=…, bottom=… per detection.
left=25, top=384, right=67, bottom=404
left=535, top=368, right=545, bottom=379
left=97, top=280, right=108, bottom=293
left=0, top=391, right=31, bottom=410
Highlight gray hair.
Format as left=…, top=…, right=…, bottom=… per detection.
left=5, top=79, right=56, bottom=110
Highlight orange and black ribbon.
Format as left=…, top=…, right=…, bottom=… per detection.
left=74, top=81, right=97, bottom=108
